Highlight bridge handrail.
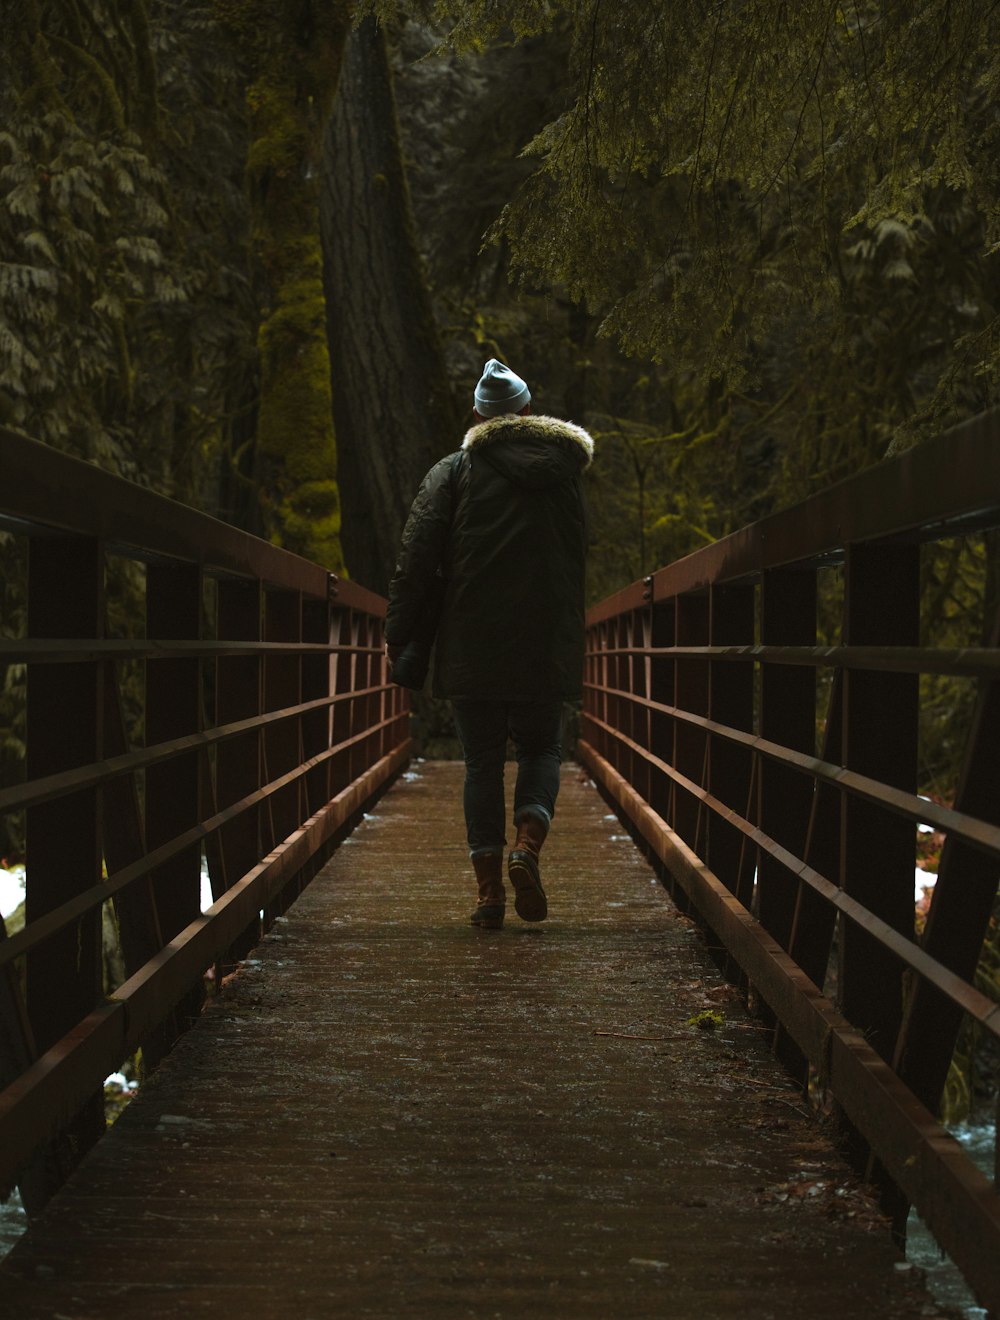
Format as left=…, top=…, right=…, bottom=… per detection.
left=0, top=429, right=410, bottom=1207
left=589, top=405, right=1000, bottom=622
left=580, top=405, right=1000, bottom=1317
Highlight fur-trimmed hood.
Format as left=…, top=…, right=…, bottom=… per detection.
left=462, top=413, right=595, bottom=469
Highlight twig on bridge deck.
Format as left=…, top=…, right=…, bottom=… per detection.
left=739, top=1076, right=809, bottom=1095
left=592, top=1029, right=689, bottom=1041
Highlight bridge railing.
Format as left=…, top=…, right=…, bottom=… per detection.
left=0, top=429, right=410, bottom=1206
left=579, top=407, right=1000, bottom=1314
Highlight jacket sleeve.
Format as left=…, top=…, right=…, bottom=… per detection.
left=385, top=453, right=457, bottom=645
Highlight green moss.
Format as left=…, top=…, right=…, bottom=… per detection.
left=254, top=223, right=342, bottom=569
left=221, top=1, right=353, bottom=574
left=282, top=479, right=343, bottom=571
left=687, top=1009, right=724, bottom=1032
left=257, top=329, right=336, bottom=478
left=246, top=78, right=305, bottom=180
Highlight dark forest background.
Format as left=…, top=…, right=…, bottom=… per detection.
left=1, top=0, right=999, bottom=781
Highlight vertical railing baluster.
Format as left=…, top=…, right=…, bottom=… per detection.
left=262, top=588, right=302, bottom=922
left=758, top=568, right=816, bottom=950
left=648, top=597, right=679, bottom=905
left=597, top=620, right=608, bottom=758
left=23, top=533, right=105, bottom=1202
left=145, top=561, right=204, bottom=1054
left=302, top=594, right=331, bottom=819
left=216, top=578, right=263, bottom=965
left=103, top=660, right=162, bottom=978
left=839, top=544, right=919, bottom=1058
left=331, top=607, right=353, bottom=798
left=608, top=616, right=620, bottom=774
left=707, top=584, right=755, bottom=896
left=352, top=614, right=367, bottom=784
left=362, top=613, right=377, bottom=771
left=785, top=668, right=842, bottom=1000
left=649, top=599, right=674, bottom=828
left=674, top=593, right=709, bottom=851
left=637, top=608, right=652, bottom=807
left=623, top=612, right=636, bottom=788
left=839, top=541, right=919, bottom=1232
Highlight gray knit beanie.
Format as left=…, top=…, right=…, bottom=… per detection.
left=473, top=358, right=531, bottom=417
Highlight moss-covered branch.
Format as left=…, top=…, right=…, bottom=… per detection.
left=46, top=31, right=127, bottom=132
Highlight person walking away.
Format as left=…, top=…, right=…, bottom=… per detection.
left=384, top=359, right=594, bottom=928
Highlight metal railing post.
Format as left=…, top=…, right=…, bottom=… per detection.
left=216, top=578, right=263, bottom=964
left=103, top=660, right=161, bottom=979
left=649, top=599, right=674, bottom=830
left=330, top=606, right=354, bottom=798
left=674, top=593, right=710, bottom=853
left=707, top=584, right=755, bottom=898
left=758, top=567, right=816, bottom=953
left=23, top=533, right=105, bottom=1196
left=262, top=588, right=303, bottom=920
left=839, top=543, right=920, bottom=1059
left=302, top=594, right=332, bottom=820
left=145, top=561, right=204, bottom=1056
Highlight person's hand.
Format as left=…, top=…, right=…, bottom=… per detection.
left=385, top=642, right=404, bottom=669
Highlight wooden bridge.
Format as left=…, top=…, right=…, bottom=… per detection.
left=1, top=416, right=999, bottom=1316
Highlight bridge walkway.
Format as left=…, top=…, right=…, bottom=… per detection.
left=0, top=762, right=947, bottom=1318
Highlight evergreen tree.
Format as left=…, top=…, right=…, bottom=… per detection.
left=0, top=1, right=256, bottom=509
left=391, top=0, right=998, bottom=504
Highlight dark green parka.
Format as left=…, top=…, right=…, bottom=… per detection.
left=385, top=413, right=594, bottom=700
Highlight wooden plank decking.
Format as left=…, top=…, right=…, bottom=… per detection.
left=0, top=760, right=949, bottom=1318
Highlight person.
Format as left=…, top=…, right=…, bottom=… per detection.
left=384, top=358, right=594, bottom=929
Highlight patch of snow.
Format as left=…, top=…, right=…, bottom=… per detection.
left=0, top=1187, right=26, bottom=1259
left=0, top=865, right=25, bottom=920
left=200, top=855, right=213, bottom=914
left=915, top=867, right=937, bottom=902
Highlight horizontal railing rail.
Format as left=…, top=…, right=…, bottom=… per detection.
left=593, top=642, right=1000, bottom=679
left=0, top=684, right=389, bottom=816
left=589, top=689, right=1000, bottom=858
left=0, top=429, right=411, bottom=1208
left=580, top=406, right=1000, bottom=1316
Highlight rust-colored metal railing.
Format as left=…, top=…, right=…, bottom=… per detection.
left=0, top=428, right=411, bottom=1207
left=579, top=407, right=1000, bottom=1314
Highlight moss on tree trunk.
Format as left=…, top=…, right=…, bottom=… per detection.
left=218, top=0, right=352, bottom=571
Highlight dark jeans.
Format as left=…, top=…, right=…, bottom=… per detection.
left=451, top=699, right=564, bottom=855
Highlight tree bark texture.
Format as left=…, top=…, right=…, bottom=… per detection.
left=218, top=0, right=353, bottom=573
left=321, top=17, right=457, bottom=596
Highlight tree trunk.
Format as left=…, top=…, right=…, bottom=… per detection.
left=321, top=16, right=457, bottom=595
left=220, top=0, right=353, bottom=572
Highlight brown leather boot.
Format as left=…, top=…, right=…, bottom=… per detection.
left=507, top=810, right=548, bottom=922
left=470, top=852, right=505, bottom=929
